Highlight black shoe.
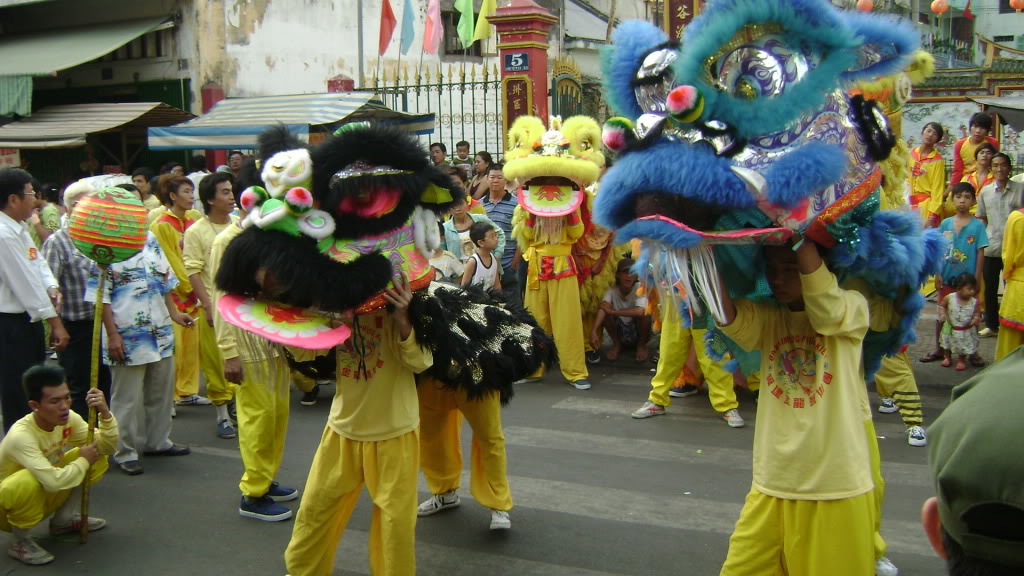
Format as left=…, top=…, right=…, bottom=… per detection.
left=300, top=385, right=320, bottom=406
left=118, top=460, right=144, bottom=475
left=144, top=444, right=191, bottom=457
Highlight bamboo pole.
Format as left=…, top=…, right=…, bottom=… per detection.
left=80, top=265, right=106, bottom=543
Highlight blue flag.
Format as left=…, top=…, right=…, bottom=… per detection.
left=400, top=0, right=416, bottom=55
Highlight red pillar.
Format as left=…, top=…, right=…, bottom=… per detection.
left=489, top=0, right=557, bottom=153
left=201, top=82, right=226, bottom=168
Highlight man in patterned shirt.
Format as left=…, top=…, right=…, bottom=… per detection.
left=43, top=181, right=111, bottom=419
left=85, top=205, right=194, bottom=476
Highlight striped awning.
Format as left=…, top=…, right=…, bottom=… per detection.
left=0, top=102, right=196, bottom=148
left=147, top=92, right=435, bottom=150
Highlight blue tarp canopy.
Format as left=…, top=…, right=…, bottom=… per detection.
left=147, top=92, right=434, bottom=150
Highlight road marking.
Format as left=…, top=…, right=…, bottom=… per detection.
left=334, top=528, right=627, bottom=575
left=421, top=471, right=936, bottom=558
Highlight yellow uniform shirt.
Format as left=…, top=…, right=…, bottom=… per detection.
left=719, top=265, right=873, bottom=501
left=909, top=147, right=946, bottom=217
left=150, top=209, right=203, bottom=313
left=328, top=310, right=433, bottom=442
left=513, top=208, right=585, bottom=288
left=0, top=412, right=118, bottom=492
left=142, top=194, right=163, bottom=212
left=183, top=215, right=239, bottom=289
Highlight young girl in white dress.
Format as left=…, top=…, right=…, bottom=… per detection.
left=940, top=273, right=982, bottom=371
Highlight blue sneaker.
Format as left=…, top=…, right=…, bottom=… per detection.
left=267, top=481, right=298, bottom=502
left=239, top=496, right=292, bottom=522
left=217, top=419, right=237, bottom=439
left=571, top=379, right=591, bottom=390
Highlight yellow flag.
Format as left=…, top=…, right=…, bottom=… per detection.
left=472, top=0, right=497, bottom=42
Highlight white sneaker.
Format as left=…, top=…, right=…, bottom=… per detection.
left=875, top=556, right=899, bottom=576
left=878, top=397, right=898, bottom=414
left=722, top=409, right=745, bottom=428
left=176, top=394, right=213, bottom=406
left=8, top=538, right=54, bottom=566
left=631, top=401, right=666, bottom=419
left=417, top=490, right=460, bottom=517
left=489, top=509, right=511, bottom=530
left=978, top=327, right=996, bottom=338
left=49, top=515, right=106, bottom=536
left=907, top=426, right=927, bottom=447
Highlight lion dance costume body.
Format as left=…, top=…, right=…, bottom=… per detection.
left=594, top=0, right=944, bottom=573
left=214, top=124, right=555, bottom=575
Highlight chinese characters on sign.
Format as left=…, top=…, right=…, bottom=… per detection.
left=502, top=76, right=533, bottom=150
left=663, top=0, right=701, bottom=40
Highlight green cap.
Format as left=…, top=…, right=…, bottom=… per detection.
left=927, top=346, right=1024, bottom=567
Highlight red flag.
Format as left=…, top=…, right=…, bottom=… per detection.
left=379, top=0, right=397, bottom=56
left=964, top=0, right=974, bottom=19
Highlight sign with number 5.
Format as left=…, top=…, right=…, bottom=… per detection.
left=504, top=52, right=530, bottom=72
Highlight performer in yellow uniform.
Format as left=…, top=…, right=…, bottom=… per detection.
left=0, top=366, right=117, bottom=566
left=718, top=241, right=876, bottom=576
left=996, top=208, right=1024, bottom=361
left=516, top=208, right=590, bottom=387
left=630, top=300, right=746, bottom=427
left=209, top=203, right=300, bottom=522
left=285, top=274, right=433, bottom=576
left=183, top=172, right=239, bottom=437
left=505, top=115, right=606, bottom=390
left=149, top=174, right=219, bottom=405
left=415, top=375, right=512, bottom=530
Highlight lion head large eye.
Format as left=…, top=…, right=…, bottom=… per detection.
left=710, top=40, right=810, bottom=101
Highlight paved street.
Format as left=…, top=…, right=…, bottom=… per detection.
left=4, top=303, right=991, bottom=576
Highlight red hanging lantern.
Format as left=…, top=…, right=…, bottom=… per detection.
left=856, top=0, right=874, bottom=11
left=931, top=0, right=949, bottom=16
left=1010, top=0, right=1024, bottom=13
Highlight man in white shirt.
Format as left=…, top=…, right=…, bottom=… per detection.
left=0, top=168, right=69, bottom=433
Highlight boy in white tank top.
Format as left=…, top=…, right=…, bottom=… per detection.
left=461, top=221, right=502, bottom=291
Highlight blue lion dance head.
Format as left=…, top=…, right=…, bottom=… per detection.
left=595, top=0, right=945, bottom=378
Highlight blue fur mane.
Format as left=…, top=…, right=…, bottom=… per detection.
left=601, top=21, right=668, bottom=119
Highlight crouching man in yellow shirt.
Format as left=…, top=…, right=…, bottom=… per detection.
left=717, top=239, right=876, bottom=576
left=0, top=365, right=118, bottom=565
left=285, top=271, right=433, bottom=576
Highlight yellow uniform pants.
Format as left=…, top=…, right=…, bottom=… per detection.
left=291, top=369, right=319, bottom=394
left=995, top=326, right=1024, bottom=362
left=582, top=310, right=597, bottom=353
left=417, top=377, right=512, bottom=511
left=285, top=428, right=419, bottom=576
left=650, top=309, right=737, bottom=412
left=873, top=352, right=923, bottom=428
left=0, top=448, right=108, bottom=531
left=525, top=275, right=587, bottom=382
left=174, top=316, right=236, bottom=404
left=720, top=488, right=875, bottom=576
left=237, top=358, right=290, bottom=498
left=866, top=419, right=887, bottom=561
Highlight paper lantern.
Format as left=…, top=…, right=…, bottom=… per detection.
left=69, top=187, right=148, bottom=265
left=856, top=0, right=873, bottom=11
left=931, top=0, right=949, bottom=15
left=1010, top=0, right=1024, bottom=12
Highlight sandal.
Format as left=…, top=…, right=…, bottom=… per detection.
left=955, top=360, right=967, bottom=371
left=969, top=355, right=986, bottom=367
left=919, top=351, right=944, bottom=363
left=940, top=358, right=952, bottom=368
